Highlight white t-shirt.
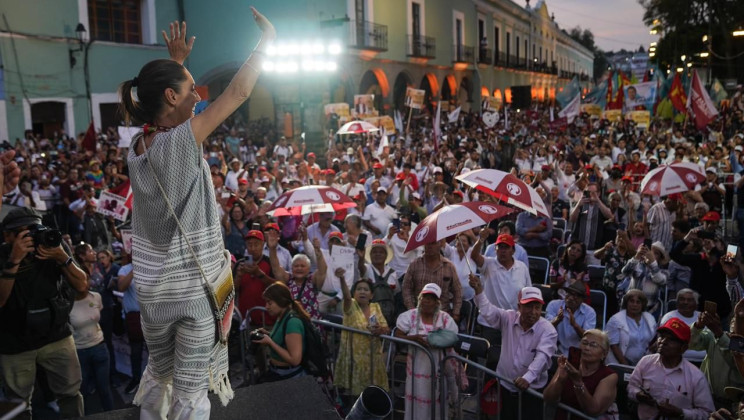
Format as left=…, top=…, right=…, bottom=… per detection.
left=70, top=292, right=104, bottom=350
left=363, top=202, right=397, bottom=239
left=478, top=257, right=531, bottom=323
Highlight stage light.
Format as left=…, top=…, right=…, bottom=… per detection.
left=262, top=61, right=275, bottom=71
left=700, top=52, right=709, bottom=58
left=328, top=43, right=342, bottom=55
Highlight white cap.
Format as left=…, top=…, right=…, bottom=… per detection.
left=420, top=283, right=442, bottom=299
left=411, top=192, right=422, bottom=200
left=261, top=176, right=270, bottom=182
left=706, top=167, right=717, bottom=174
left=736, top=146, right=743, bottom=152
left=433, top=166, right=443, bottom=174
left=631, top=149, right=641, bottom=156
left=376, top=187, right=387, bottom=193
left=518, top=286, right=544, bottom=304
left=589, top=134, right=597, bottom=139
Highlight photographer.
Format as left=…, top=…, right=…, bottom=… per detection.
left=0, top=207, right=88, bottom=417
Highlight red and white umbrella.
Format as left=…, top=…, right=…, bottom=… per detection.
left=266, top=185, right=356, bottom=216
left=640, top=162, right=706, bottom=196
left=336, top=120, right=380, bottom=135
left=455, top=169, right=550, bottom=218
left=404, top=202, right=515, bottom=253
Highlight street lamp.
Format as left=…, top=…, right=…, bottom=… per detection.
left=69, top=23, right=86, bottom=68
left=734, top=30, right=744, bottom=37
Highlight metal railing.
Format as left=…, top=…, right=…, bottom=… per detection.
left=478, top=48, right=492, bottom=65
left=408, top=34, right=436, bottom=58
left=348, top=20, right=388, bottom=51
left=439, top=353, right=600, bottom=420
left=452, top=44, right=474, bottom=63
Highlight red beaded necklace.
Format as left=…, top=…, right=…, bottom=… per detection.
left=142, top=123, right=172, bottom=134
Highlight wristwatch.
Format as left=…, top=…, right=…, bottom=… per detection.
left=58, top=257, right=74, bottom=267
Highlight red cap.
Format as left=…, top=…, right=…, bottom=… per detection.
left=244, top=230, right=265, bottom=242
left=658, top=317, right=691, bottom=343
left=258, top=166, right=267, bottom=173
left=453, top=190, right=464, bottom=198
left=518, top=286, right=544, bottom=305
left=395, top=172, right=407, bottom=181
left=541, top=164, right=551, bottom=171
left=326, top=169, right=336, bottom=176
left=701, top=211, right=721, bottom=222
left=495, top=234, right=515, bottom=247
left=238, top=178, right=249, bottom=185
left=358, top=178, right=366, bottom=185
left=373, top=162, right=384, bottom=169
left=667, top=193, right=684, bottom=201
left=263, top=222, right=280, bottom=232
left=621, top=176, right=633, bottom=182
left=328, top=231, right=344, bottom=242
left=584, top=164, right=594, bottom=170
left=307, top=152, right=316, bottom=158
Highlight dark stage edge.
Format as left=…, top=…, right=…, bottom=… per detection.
left=81, top=376, right=341, bottom=420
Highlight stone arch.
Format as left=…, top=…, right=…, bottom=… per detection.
left=420, top=73, right=440, bottom=110
left=359, top=68, right=390, bottom=111
left=458, top=76, right=473, bottom=106
left=392, top=71, right=414, bottom=111
left=441, top=75, right=457, bottom=103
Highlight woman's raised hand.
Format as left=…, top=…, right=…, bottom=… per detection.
left=162, top=21, right=195, bottom=65
left=250, top=7, right=276, bottom=40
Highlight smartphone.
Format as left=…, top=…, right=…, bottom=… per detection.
left=392, top=219, right=401, bottom=229
left=252, top=222, right=261, bottom=231
left=729, top=335, right=744, bottom=353
left=643, top=238, right=652, bottom=248
left=221, top=192, right=231, bottom=199
left=568, top=346, right=581, bottom=369
left=356, top=233, right=368, bottom=250
left=245, top=255, right=254, bottom=265
left=210, top=152, right=218, bottom=158
left=726, top=244, right=739, bottom=261
left=583, top=190, right=591, bottom=199
left=704, top=300, right=718, bottom=315
left=617, top=223, right=626, bottom=231
left=368, top=314, right=378, bottom=328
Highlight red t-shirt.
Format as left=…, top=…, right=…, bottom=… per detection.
left=237, top=256, right=276, bottom=326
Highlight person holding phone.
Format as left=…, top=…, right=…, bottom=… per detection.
left=620, top=241, right=668, bottom=315
left=628, top=318, right=715, bottom=420
left=646, top=193, right=682, bottom=252
left=545, top=281, right=597, bottom=356
left=543, top=330, right=619, bottom=420
left=568, top=182, right=613, bottom=265
left=235, top=230, right=276, bottom=326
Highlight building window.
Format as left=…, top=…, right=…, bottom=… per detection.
left=506, top=32, right=510, bottom=64
left=89, top=0, right=142, bottom=43
left=516, top=35, right=520, bottom=61
left=412, top=2, right=421, bottom=37
left=494, top=27, right=499, bottom=58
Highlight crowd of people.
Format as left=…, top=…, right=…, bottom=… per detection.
left=3, top=20, right=744, bottom=420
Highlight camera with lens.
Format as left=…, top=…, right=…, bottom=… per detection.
left=27, top=224, right=63, bottom=249
left=248, top=330, right=265, bottom=353
left=250, top=330, right=265, bottom=341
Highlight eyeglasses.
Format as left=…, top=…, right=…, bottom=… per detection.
left=580, top=340, right=603, bottom=349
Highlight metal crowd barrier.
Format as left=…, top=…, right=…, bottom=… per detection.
left=439, top=353, right=599, bottom=420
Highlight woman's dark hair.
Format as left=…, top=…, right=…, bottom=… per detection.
left=351, top=279, right=374, bottom=296
left=118, top=59, right=188, bottom=125
left=621, top=289, right=648, bottom=310
left=263, top=282, right=310, bottom=322
left=561, top=240, right=586, bottom=266
left=73, top=243, right=92, bottom=275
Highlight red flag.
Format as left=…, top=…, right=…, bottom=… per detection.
left=82, top=122, right=96, bottom=153
left=687, top=70, right=719, bottom=129
left=668, top=73, right=688, bottom=114
left=108, top=179, right=133, bottom=210
left=607, top=75, right=624, bottom=110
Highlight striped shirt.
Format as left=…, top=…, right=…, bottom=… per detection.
left=402, top=256, right=463, bottom=316
left=647, top=202, right=675, bottom=251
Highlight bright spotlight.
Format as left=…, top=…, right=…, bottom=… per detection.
left=266, top=45, right=277, bottom=56
left=262, top=61, right=275, bottom=72
left=286, top=61, right=299, bottom=73
left=312, top=42, right=325, bottom=54
left=326, top=62, right=338, bottom=72
left=676, top=67, right=684, bottom=72
left=700, top=52, right=709, bottom=58
left=328, top=43, right=342, bottom=55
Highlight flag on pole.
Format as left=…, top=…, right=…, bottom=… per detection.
left=82, top=122, right=96, bottom=153
left=558, top=93, right=581, bottom=124
left=433, top=101, right=441, bottom=152
left=376, top=129, right=389, bottom=157
left=687, top=70, right=719, bottom=129
left=394, top=109, right=404, bottom=133
left=668, top=73, right=688, bottom=114
left=504, top=105, right=509, bottom=130
left=447, top=106, right=461, bottom=123
left=556, top=76, right=581, bottom=108
left=549, top=106, right=554, bottom=122
left=709, top=78, right=728, bottom=105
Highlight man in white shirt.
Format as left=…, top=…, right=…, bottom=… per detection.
left=224, top=158, right=246, bottom=192
left=363, top=188, right=397, bottom=239
left=659, top=288, right=706, bottom=363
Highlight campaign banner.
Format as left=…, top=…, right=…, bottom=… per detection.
left=96, top=190, right=130, bottom=221
left=482, top=96, right=502, bottom=111
left=623, top=81, right=656, bottom=110
left=581, top=104, right=602, bottom=118
left=353, top=94, right=375, bottom=117
left=603, top=110, right=623, bottom=122
left=405, top=87, right=426, bottom=109
left=120, top=229, right=133, bottom=254
left=324, top=103, right=350, bottom=117
left=363, top=116, right=396, bottom=133
left=626, top=110, right=651, bottom=128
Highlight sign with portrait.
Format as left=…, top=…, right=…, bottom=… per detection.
left=96, top=190, right=130, bottom=222
left=405, top=87, right=426, bottom=109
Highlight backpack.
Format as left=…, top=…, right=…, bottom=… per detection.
left=281, top=313, right=329, bottom=378
left=371, top=269, right=396, bottom=326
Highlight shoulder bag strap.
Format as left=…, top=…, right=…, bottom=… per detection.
left=141, top=136, right=210, bottom=287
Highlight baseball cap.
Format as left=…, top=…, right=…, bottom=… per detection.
left=705, top=167, right=717, bottom=174
left=260, top=176, right=270, bottom=183
left=263, top=222, right=280, bottom=232
left=701, top=211, right=721, bottom=222
left=631, top=149, right=641, bottom=156
left=565, top=281, right=588, bottom=298
left=420, top=283, right=442, bottom=299
left=307, top=152, right=316, bottom=158
left=258, top=166, right=267, bottom=172
left=326, top=169, right=336, bottom=176
left=657, top=317, right=691, bottom=343
left=229, top=158, right=241, bottom=165
left=373, top=162, right=384, bottom=169
left=433, top=166, right=443, bottom=174
left=518, top=287, right=544, bottom=305
left=452, top=191, right=464, bottom=199
left=376, top=187, right=388, bottom=194
left=621, top=176, right=633, bottom=183
left=495, top=234, right=515, bottom=247
left=667, top=193, right=684, bottom=201
left=238, top=178, right=249, bottom=185
left=328, top=231, right=344, bottom=242
left=411, top=192, right=422, bottom=200
left=395, top=172, right=407, bottom=181
left=541, top=164, right=552, bottom=171
left=244, top=230, right=265, bottom=242
left=736, top=146, right=743, bottom=152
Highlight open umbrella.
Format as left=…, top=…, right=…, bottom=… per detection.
left=639, top=162, right=706, bottom=196
left=266, top=185, right=356, bottom=216
left=336, top=120, right=380, bottom=135
left=404, top=202, right=514, bottom=253
left=455, top=169, right=550, bottom=218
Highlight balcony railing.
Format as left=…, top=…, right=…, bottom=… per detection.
left=407, top=35, right=436, bottom=58
left=478, top=48, right=492, bottom=65
left=348, top=20, right=388, bottom=51
left=452, top=44, right=474, bottom=63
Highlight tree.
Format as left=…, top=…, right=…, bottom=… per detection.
left=638, top=0, right=744, bottom=79
left=568, top=26, right=607, bottom=83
